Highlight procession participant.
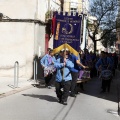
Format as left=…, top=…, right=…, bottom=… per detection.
left=54, top=50, right=74, bottom=105
left=40, top=49, right=56, bottom=89
left=112, top=52, right=118, bottom=76
left=108, top=53, right=115, bottom=76
left=96, top=51, right=113, bottom=93
left=55, top=50, right=63, bottom=59
left=78, top=52, right=87, bottom=91
left=85, top=50, right=93, bottom=78
left=69, top=52, right=87, bottom=97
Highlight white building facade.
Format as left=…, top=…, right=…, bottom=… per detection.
left=0, top=0, right=58, bottom=79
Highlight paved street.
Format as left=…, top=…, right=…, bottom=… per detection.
left=0, top=74, right=120, bottom=120
left=0, top=0, right=119, bottom=120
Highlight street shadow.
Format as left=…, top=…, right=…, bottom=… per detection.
left=77, top=74, right=119, bottom=103
left=22, top=94, right=58, bottom=102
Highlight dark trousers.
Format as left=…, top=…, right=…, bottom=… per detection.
left=76, top=83, right=84, bottom=91
left=112, top=68, right=115, bottom=76
left=102, top=79, right=112, bottom=92
left=70, top=72, right=79, bottom=94
left=45, top=73, right=55, bottom=86
left=92, top=67, right=97, bottom=77
left=55, top=81, right=71, bottom=102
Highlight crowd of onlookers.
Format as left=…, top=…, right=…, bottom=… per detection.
left=40, top=48, right=119, bottom=105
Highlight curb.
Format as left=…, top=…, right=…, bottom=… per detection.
left=0, top=84, right=34, bottom=99
left=0, top=79, right=45, bottom=99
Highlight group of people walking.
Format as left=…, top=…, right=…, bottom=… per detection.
left=41, top=48, right=87, bottom=105
left=40, top=48, right=118, bottom=105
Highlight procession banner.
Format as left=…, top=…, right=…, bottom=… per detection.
left=53, top=12, right=82, bottom=56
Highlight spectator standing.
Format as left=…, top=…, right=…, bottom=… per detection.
left=84, top=50, right=93, bottom=78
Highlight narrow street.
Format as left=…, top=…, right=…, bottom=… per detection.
left=0, top=0, right=119, bottom=120
left=0, top=74, right=119, bottom=120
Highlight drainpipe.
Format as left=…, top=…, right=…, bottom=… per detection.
left=60, top=0, right=64, bottom=11
left=34, top=0, right=39, bottom=57
left=36, top=0, right=39, bottom=19
left=48, top=0, right=50, bottom=11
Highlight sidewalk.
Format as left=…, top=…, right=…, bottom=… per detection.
left=0, top=77, right=36, bottom=97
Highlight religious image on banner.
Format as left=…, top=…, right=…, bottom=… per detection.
left=53, top=12, right=82, bottom=56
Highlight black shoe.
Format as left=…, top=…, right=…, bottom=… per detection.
left=75, top=91, right=80, bottom=94
left=107, top=90, right=110, bottom=93
left=81, top=88, right=85, bottom=91
left=100, top=90, right=106, bottom=93
left=70, top=94, right=76, bottom=97
left=61, top=101, right=67, bottom=105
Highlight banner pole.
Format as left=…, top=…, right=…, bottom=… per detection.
left=81, top=14, right=87, bottom=50
left=62, top=43, right=66, bottom=81
left=80, top=14, right=83, bottom=49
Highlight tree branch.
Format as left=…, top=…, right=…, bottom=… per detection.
left=87, top=28, right=94, bottom=41
left=96, top=29, right=114, bottom=41
left=93, top=1, right=116, bottom=36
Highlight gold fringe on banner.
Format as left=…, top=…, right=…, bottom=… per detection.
left=53, top=43, right=79, bottom=56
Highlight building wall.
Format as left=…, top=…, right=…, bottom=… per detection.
left=64, top=0, right=70, bottom=12
left=35, top=25, right=45, bottom=57
left=0, top=22, right=33, bottom=78
left=0, top=22, right=45, bottom=78
left=0, top=0, right=57, bottom=22
left=64, top=0, right=82, bottom=13
left=0, top=0, right=36, bottom=19
left=87, top=36, right=105, bottom=53
left=0, top=0, right=46, bottom=79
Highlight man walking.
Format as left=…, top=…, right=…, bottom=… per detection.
left=70, top=53, right=86, bottom=97
left=96, top=51, right=113, bottom=93
left=54, top=50, right=74, bottom=105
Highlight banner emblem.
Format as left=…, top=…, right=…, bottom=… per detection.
left=62, top=23, right=73, bottom=35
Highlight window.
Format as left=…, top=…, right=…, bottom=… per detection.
left=70, top=8, right=77, bottom=12
left=70, top=8, right=77, bottom=15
